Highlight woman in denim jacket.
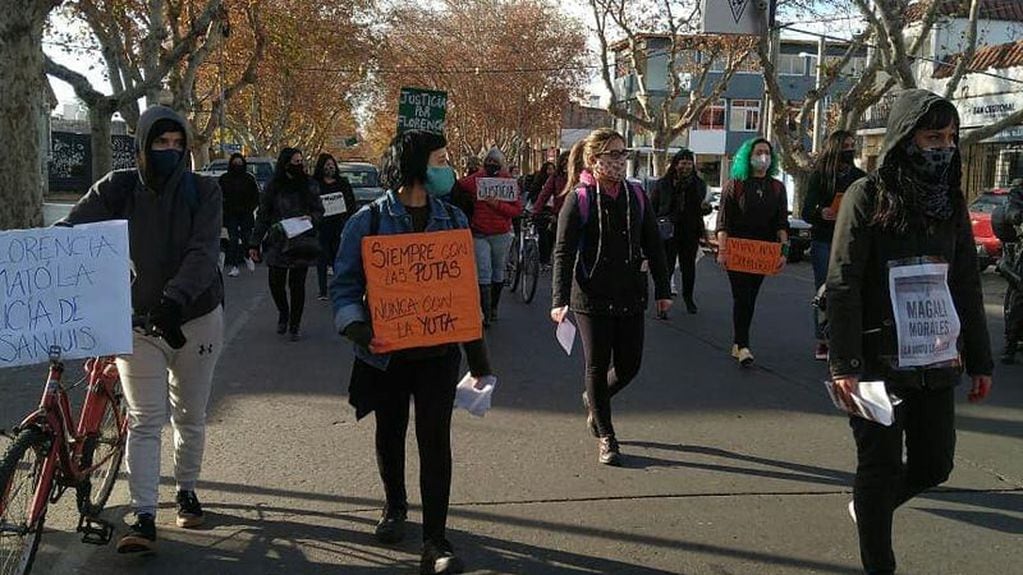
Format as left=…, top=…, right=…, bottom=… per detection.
left=329, top=130, right=493, bottom=575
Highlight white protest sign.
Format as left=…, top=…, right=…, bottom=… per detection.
left=280, top=217, right=314, bottom=239
left=0, top=221, right=132, bottom=368
left=477, top=178, right=518, bottom=202
left=321, top=192, right=348, bottom=217
left=888, top=262, right=961, bottom=368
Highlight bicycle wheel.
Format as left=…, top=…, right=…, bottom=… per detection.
left=0, top=427, right=49, bottom=575
left=520, top=241, right=540, bottom=304
left=506, top=237, right=522, bottom=293
left=77, top=385, right=126, bottom=515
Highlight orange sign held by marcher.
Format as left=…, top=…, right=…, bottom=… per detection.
left=725, top=238, right=783, bottom=276
left=827, top=192, right=845, bottom=220
left=362, top=229, right=482, bottom=353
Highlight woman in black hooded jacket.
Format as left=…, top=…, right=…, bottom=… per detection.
left=827, top=90, right=994, bottom=575
left=249, top=148, right=324, bottom=340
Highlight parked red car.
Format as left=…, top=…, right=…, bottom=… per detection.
left=969, top=188, right=1010, bottom=270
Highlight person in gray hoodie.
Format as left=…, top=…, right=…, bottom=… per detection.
left=63, top=105, right=224, bottom=553
left=827, top=90, right=994, bottom=574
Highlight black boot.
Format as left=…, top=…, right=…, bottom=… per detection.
left=479, top=285, right=492, bottom=327
left=1002, top=340, right=1018, bottom=365
left=490, top=282, right=504, bottom=321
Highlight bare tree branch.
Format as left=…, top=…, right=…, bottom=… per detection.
left=961, top=108, right=1023, bottom=146
left=943, top=0, right=981, bottom=98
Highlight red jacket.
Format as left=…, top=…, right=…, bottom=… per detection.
left=531, top=173, right=569, bottom=214
left=455, top=169, right=523, bottom=235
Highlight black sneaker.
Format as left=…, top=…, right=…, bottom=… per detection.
left=420, top=539, right=465, bottom=574
left=374, top=507, right=407, bottom=544
left=117, top=513, right=156, bottom=554
left=176, top=490, right=204, bottom=528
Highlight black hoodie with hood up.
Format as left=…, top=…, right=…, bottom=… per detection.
left=62, top=106, right=224, bottom=322
left=826, top=90, right=993, bottom=391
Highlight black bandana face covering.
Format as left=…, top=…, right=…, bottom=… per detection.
left=903, top=141, right=955, bottom=184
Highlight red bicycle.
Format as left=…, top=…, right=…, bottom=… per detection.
left=0, top=345, right=128, bottom=575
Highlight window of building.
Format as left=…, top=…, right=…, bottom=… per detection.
left=695, top=99, right=727, bottom=131
left=729, top=99, right=761, bottom=132
left=776, top=53, right=806, bottom=75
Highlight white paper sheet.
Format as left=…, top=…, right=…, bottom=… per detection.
left=888, top=262, right=961, bottom=368
left=320, top=192, right=348, bottom=217
left=455, top=373, right=497, bottom=416
left=280, top=217, right=314, bottom=239
left=556, top=318, right=576, bottom=356
left=824, top=380, right=898, bottom=426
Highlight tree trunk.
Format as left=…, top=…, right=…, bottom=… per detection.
left=651, top=132, right=670, bottom=178
left=0, top=1, right=54, bottom=229
left=192, top=133, right=211, bottom=169
left=790, top=170, right=811, bottom=219
left=89, top=102, right=115, bottom=181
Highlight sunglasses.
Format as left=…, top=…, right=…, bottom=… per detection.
left=597, top=149, right=633, bottom=161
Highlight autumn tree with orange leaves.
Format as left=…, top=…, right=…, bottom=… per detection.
left=366, top=0, right=590, bottom=170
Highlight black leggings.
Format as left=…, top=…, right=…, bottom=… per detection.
left=850, top=387, right=956, bottom=574
left=727, top=271, right=765, bottom=348
left=374, top=348, right=461, bottom=543
left=664, top=235, right=700, bottom=300
left=268, top=266, right=308, bottom=330
left=575, top=313, right=645, bottom=438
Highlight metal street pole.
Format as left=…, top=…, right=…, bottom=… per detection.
left=812, top=35, right=826, bottom=154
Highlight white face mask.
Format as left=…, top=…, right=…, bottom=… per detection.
left=751, top=154, right=771, bottom=171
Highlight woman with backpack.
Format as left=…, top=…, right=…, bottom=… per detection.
left=802, top=131, right=866, bottom=360
left=715, top=137, right=789, bottom=367
left=249, top=148, right=324, bottom=340
left=550, top=128, right=671, bottom=466
left=330, top=129, right=494, bottom=574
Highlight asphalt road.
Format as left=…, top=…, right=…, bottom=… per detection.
left=2, top=258, right=1020, bottom=575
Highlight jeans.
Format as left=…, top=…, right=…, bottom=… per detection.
left=727, top=271, right=765, bottom=348
left=663, top=234, right=700, bottom=300
left=473, top=232, right=514, bottom=285
left=268, top=266, right=308, bottom=331
left=223, top=212, right=254, bottom=267
left=849, top=387, right=956, bottom=574
left=810, top=240, right=831, bottom=341
left=373, top=347, right=461, bottom=542
left=115, top=307, right=224, bottom=516
left=575, top=313, right=645, bottom=438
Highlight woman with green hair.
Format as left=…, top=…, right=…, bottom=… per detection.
left=715, top=137, right=789, bottom=366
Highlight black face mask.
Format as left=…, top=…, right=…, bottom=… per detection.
left=287, top=164, right=305, bottom=178
left=840, top=150, right=856, bottom=165
left=483, top=164, right=500, bottom=177
left=229, top=163, right=245, bottom=174
left=149, top=149, right=182, bottom=181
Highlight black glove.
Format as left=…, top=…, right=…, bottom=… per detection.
left=151, top=297, right=186, bottom=349
left=343, top=321, right=373, bottom=348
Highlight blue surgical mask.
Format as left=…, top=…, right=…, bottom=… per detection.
left=425, top=166, right=455, bottom=197
left=149, top=149, right=182, bottom=180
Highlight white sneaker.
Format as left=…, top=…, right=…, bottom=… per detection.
left=737, top=347, right=755, bottom=367
left=847, top=500, right=857, bottom=524
left=731, top=344, right=740, bottom=359
left=245, top=258, right=256, bottom=272
left=227, top=266, right=240, bottom=277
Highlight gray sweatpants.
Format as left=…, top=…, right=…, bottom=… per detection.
left=115, top=306, right=224, bottom=516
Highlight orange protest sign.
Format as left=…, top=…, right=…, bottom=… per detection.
left=725, top=238, right=783, bottom=276
left=362, top=229, right=482, bottom=353
left=827, top=192, right=844, bottom=220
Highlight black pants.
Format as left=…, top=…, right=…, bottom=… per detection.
left=1005, top=283, right=1022, bottom=348
left=223, top=212, right=254, bottom=267
left=268, top=266, right=308, bottom=330
left=575, top=313, right=645, bottom=438
left=849, top=387, right=956, bottom=574
left=727, top=271, right=765, bottom=348
left=664, top=234, right=700, bottom=300
left=373, top=349, right=461, bottom=543
left=317, top=221, right=343, bottom=297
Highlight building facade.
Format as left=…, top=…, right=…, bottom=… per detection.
left=610, top=34, right=866, bottom=187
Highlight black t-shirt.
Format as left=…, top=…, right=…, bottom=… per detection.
left=716, top=177, right=789, bottom=242
left=407, top=204, right=431, bottom=233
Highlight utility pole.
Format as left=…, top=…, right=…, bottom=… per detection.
left=811, top=35, right=826, bottom=154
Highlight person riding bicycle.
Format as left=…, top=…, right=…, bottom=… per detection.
left=61, top=106, right=224, bottom=553
left=452, top=147, right=522, bottom=325
left=531, top=152, right=570, bottom=265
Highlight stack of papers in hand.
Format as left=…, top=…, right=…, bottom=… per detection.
left=455, top=373, right=497, bottom=417
left=824, top=380, right=900, bottom=426
left=280, top=217, right=314, bottom=238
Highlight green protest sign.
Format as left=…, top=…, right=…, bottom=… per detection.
left=397, top=88, right=448, bottom=134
